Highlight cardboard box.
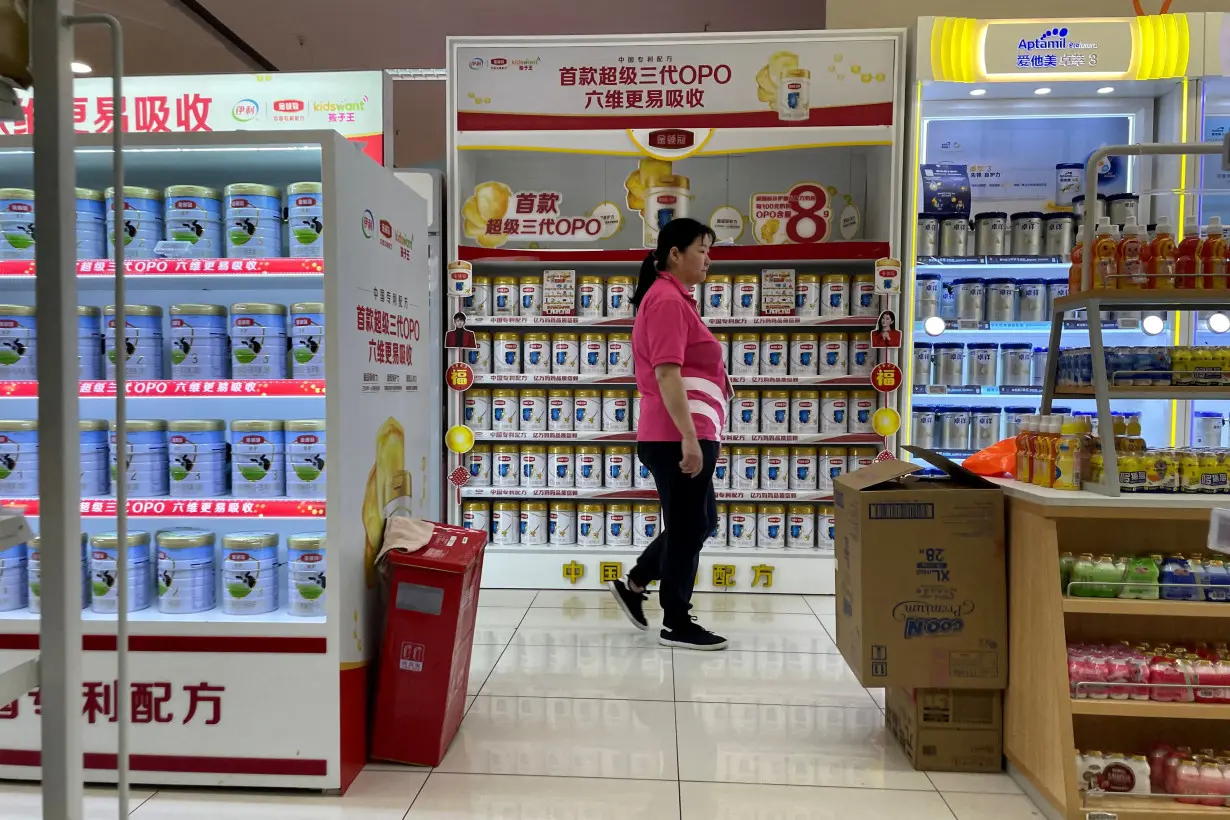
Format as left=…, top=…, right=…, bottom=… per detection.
left=834, top=446, right=1006, bottom=689
left=885, top=687, right=1003, bottom=773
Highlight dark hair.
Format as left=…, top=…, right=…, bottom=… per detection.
left=452, top=311, right=466, bottom=322
left=630, top=217, right=717, bottom=309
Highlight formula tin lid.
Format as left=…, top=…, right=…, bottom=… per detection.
left=223, top=531, right=279, bottom=549
left=917, top=213, right=940, bottom=221
left=938, top=213, right=969, bottom=223
left=935, top=405, right=969, bottom=413
left=104, top=186, right=163, bottom=200
left=110, top=419, right=167, bottom=432
left=168, top=419, right=226, bottom=433
left=912, top=405, right=933, bottom=412
left=912, top=342, right=933, bottom=349
left=164, top=185, right=220, bottom=200
left=79, top=419, right=108, bottom=432
left=288, top=532, right=326, bottom=550
left=231, top=419, right=285, bottom=433
left=968, top=342, right=999, bottom=349
left=230, top=302, right=287, bottom=315
left=171, top=303, right=227, bottom=316
left=1105, top=193, right=1139, bottom=203
left=915, top=273, right=942, bottom=281
left=287, top=181, right=323, bottom=196
left=155, top=528, right=216, bottom=549
left=92, top=530, right=151, bottom=548
left=0, top=420, right=37, bottom=431
left=1000, top=342, right=1033, bottom=350
left=1056, top=162, right=1084, bottom=169
left=950, top=277, right=984, bottom=285
left=104, top=304, right=163, bottom=317
left=0, top=304, right=36, bottom=316
left=1042, top=212, right=1075, bottom=222
left=291, top=302, right=325, bottom=315
left=1034, top=346, right=1048, bottom=352
left=984, top=278, right=1015, bottom=285
left=0, top=188, right=34, bottom=199
left=1010, top=211, right=1045, bottom=220
left=77, top=305, right=101, bottom=317
left=285, top=419, right=326, bottom=432
left=1194, top=411, right=1224, bottom=418
left=969, top=405, right=1001, bottom=413
left=75, top=187, right=104, bottom=201
left=932, top=342, right=965, bottom=349
left=974, top=211, right=1007, bottom=220
left=224, top=183, right=281, bottom=198
left=1005, top=406, right=1036, bottom=413
left=1071, top=194, right=1108, bottom=203
left=654, top=174, right=690, bottom=189
left=1015, top=278, right=1046, bottom=285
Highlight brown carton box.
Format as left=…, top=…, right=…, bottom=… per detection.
left=834, top=446, right=1006, bottom=689
left=885, top=687, right=1003, bottom=773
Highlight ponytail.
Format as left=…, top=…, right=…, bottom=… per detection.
left=630, top=251, right=660, bottom=309
left=629, top=217, right=718, bottom=310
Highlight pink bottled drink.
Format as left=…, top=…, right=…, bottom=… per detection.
left=1174, top=758, right=1204, bottom=804
left=1199, top=763, right=1229, bottom=807
left=1149, top=743, right=1173, bottom=791
left=1104, top=652, right=1134, bottom=700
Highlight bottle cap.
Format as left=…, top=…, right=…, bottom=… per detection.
left=1208, top=216, right=1224, bottom=234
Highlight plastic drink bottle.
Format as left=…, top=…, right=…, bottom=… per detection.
left=1146, top=217, right=1177, bottom=288
left=1068, top=236, right=1085, bottom=293
left=1175, top=220, right=1203, bottom=289
left=1090, top=219, right=1117, bottom=290
left=1116, top=220, right=1147, bottom=290
left=1015, top=414, right=1034, bottom=483
left=1034, top=414, right=1059, bottom=488
left=1201, top=216, right=1227, bottom=290
left=1053, top=415, right=1084, bottom=491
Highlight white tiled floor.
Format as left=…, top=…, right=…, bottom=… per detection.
left=0, top=592, right=1043, bottom=819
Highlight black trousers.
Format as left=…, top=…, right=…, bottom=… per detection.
left=629, top=440, right=720, bottom=630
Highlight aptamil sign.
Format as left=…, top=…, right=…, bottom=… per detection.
left=1016, top=26, right=1097, bottom=53
left=982, top=19, right=1137, bottom=78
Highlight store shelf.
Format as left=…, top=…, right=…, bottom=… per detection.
left=913, top=385, right=1042, bottom=397
left=468, top=315, right=879, bottom=330
left=460, top=487, right=834, bottom=502
left=0, top=257, right=324, bottom=281
left=476, top=374, right=872, bottom=388
left=916, top=255, right=1067, bottom=269
left=1062, top=598, right=1230, bottom=617
left=989, top=478, right=1230, bottom=516
left=0, top=379, right=325, bottom=399
left=916, top=319, right=1148, bottom=334
left=1070, top=699, right=1230, bottom=720
left=1056, top=289, right=1230, bottom=312
left=1054, top=385, right=1230, bottom=400
left=1081, top=796, right=1230, bottom=820
left=0, top=607, right=328, bottom=641
left=0, top=498, right=326, bottom=519
left=471, top=430, right=882, bottom=445
left=457, top=242, right=891, bottom=265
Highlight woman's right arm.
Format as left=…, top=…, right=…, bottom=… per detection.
left=655, top=363, right=703, bottom=477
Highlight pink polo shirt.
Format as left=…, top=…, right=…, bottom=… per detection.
left=632, top=272, right=729, bottom=442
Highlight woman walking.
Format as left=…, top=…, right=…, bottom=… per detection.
left=607, top=217, right=729, bottom=650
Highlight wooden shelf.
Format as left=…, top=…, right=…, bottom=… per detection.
left=1062, top=598, right=1230, bottom=618
left=1081, top=795, right=1230, bottom=819
left=1070, top=700, right=1230, bottom=720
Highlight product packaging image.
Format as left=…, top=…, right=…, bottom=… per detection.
left=885, top=687, right=1003, bottom=773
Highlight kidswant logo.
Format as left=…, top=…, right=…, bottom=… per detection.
left=361, top=209, right=374, bottom=239
left=1018, top=26, right=1096, bottom=51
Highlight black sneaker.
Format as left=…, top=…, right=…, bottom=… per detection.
left=659, top=621, right=729, bottom=651
left=607, top=579, right=650, bottom=631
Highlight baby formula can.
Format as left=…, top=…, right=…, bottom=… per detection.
left=786, top=332, right=817, bottom=376
left=712, top=333, right=729, bottom=371
left=548, top=445, right=574, bottom=488
left=1043, top=213, right=1076, bottom=259
left=817, top=504, right=837, bottom=551
left=493, top=331, right=521, bottom=375
left=223, top=183, right=283, bottom=258
left=760, top=448, right=790, bottom=491
left=519, top=275, right=543, bottom=317
left=761, top=391, right=790, bottom=434
left=731, top=446, right=760, bottom=490
left=728, top=504, right=757, bottom=548
left=911, top=406, right=937, bottom=449
left=631, top=390, right=642, bottom=429
left=0, top=304, right=37, bottom=381
left=104, top=304, right=164, bottom=381
left=974, top=212, right=1008, bottom=256
left=1106, top=193, right=1139, bottom=228
left=491, top=502, right=520, bottom=545
left=76, top=188, right=106, bottom=260
left=849, top=390, right=876, bottom=435
left=467, top=444, right=492, bottom=486
left=971, top=407, right=1002, bottom=451
left=605, top=503, right=633, bottom=547
left=644, top=175, right=690, bottom=246
left=760, top=333, right=788, bottom=377
left=285, top=181, right=324, bottom=258
left=1032, top=347, right=1049, bottom=387
left=917, top=214, right=940, bottom=257
left=547, top=388, right=574, bottom=432
left=0, top=188, right=36, bottom=261
left=577, top=276, right=603, bottom=318
left=27, top=535, right=91, bottom=614
left=492, top=277, right=518, bottom=317
left=580, top=332, right=606, bottom=376
left=170, top=303, right=229, bottom=380
left=969, top=343, right=999, bottom=387
left=821, top=390, right=848, bottom=434
left=821, top=274, right=848, bottom=317
left=711, top=448, right=729, bottom=489
left=730, top=390, right=759, bottom=434
left=819, top=333, right=849, bottom=377
left=985, top=280, right=1018, bottom=322
left=77, top=305, right=103, bottom=380
left=602, top=389, right=631, bottom=432
left=551, top=332, right=579, bottom=375
left=491, top=444, right=519, bottom=487
left=167, top=419, right=227, bottom=498
left=230, top=419, right=285, bottom=498
left=110, top=419, right=169, bottom=497
left=520, top=332, right=551, bottom=376
left=230, top=302, right=287, bottom=380
left=731, top=332, right=760, bottom=376
left=1017, top=279, right=1047, bottom=322
left=1000, top=343, right=1033, bottom=386
left=999, top=408, right=1030, bottom=440
left=607, top=332, right=633, bottom=376
left=706, top=503, right=728, bottom=547
left=939, top=214, right=970, bottom=257
left=520, top=501, right=549, bottom=545
left=634, top=450, right=656, bottom=488
left=286, top=532, right=327, bottom=616
left=937, top=407, right=972, bottom=450
left=520, top=388, right=548, bottom=432
left=163, top=185, right=223, bottom=258
left=605, top=445, right=633, bottom=488
left=795, top=274, right=821, bottom=319
left=156, top=529, right=216, bottom=614
left=790, top=447, right=818, bottom=490
left=219, top=531, right=280, bottom=615
left=576, top=503, right=605, bottom=547
left=820, top=446, right=846, bottom=490
left=1054, top=164, right=1083, bottom=207
left=462, top=501, right=490, bottom=536
left=850, top=273, right=877, bottom=317
left=607, top=276, right=635, bottom=318
left=913, top=344, right=934, bottom=387
left=787, top=504, right=815, bottom=549
left=285, top=419, right=327, bottom=499
left=574, top=389, right=602, bottom=432
left=849, top=333, right=873, bottom=377
left=490, top=389, right=519, bottom=432
left=458, top=276, right=488, bottom=320
left=791, top=390, right=820, bottom=434
left=1046, top=281, right=1068, bottom=308
left=633, top=503, right=659, bottom=548
left=934, top=343, right=965, bottom=386
left=549, top=501, right=576, bottom=546
left=574, top=445, right=603, bottom=488
left=777, top=67, right=810, bottom=120
left=758, top=504, right=786, bottom=549
left=466, top=332, right=492, bottom=374
left=1010, top=211, right=1044, bottom=256
left=702, top=274, right=732, bottom=318
left=847, top=446, right=876, bottom=475
left=952, top=279, right=985, bottom=323
left=914, top=273, right=942, bottom=320
left=1192, top=412, right=1224, bottom=448
left=105, top=186, right=164, bottom=260
left=80, top=419, right=110, bottom=497
left=90, top=531, right=151, bottom=613
left=464, top=388, right=491, bottom=431
left=733, top=275, right=759, bottom=318
left=0, top=538, right=27, bottom=611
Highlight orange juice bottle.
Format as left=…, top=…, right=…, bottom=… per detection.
left=1033, top=414, right=1058, bottom=487
left=1053, top=416, right=1084, bottom=491
left=1092, top=218, right=1117, bottom=289
left=1201, top=217, right=1227, bottom=290
left=1116, top=220, right=1147, bottom=290
left=1146, top=217, right=1177, bottom=288
left=1068, top=235, right=1086, bottom=293
left=1016, top=414, right=1035, bottom=483
left=1175, top=219, right=1203, bottom=289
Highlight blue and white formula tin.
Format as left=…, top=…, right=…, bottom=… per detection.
left=286, top=183, right=323, bottom=258
left=224, top=184, right=283, bottom=259
left=290, top=302, right=325, bottom=379
left=0, top=304, right=36, bottom=379
left=27, top=534, right=92, bottom=614
left=285, top=420, right=326, bottom=499
left=76, top=188, right=105, bottom=260
left=168, top=419, right=228, bottom=498
left=106, top=186, right=164, bottom=260
left=170, top=303, right=228, bottom=380
left=78, top=306, right=103, bottom=380
left=110, top=419, right=169, bottom=497
left=104, top=304, right=164, bottom=381
left=231, top=420, right=285, bottom=498
left=221, top=531, right=280, bottom=615
left=155, top=528, right=216, bottom=614
left=163, top=185, right=223, bottom=258
left=287, top=532, right=326, bottom=617
left=80, top=419, right=109, bottom=497
left=0, top=420, right=38, bottom=497
left=89, top=530, right=152, bottom=613
left=0, top=537, right=27, bottom=612
left=0, top=189, right=36, bottom=260
left=230, top=302, right=288, bottom=379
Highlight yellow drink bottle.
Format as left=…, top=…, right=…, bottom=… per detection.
left=1053, top=416, right=1084, bottom=491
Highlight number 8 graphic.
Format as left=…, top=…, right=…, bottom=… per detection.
left=785, top=183, right=830, bottom=244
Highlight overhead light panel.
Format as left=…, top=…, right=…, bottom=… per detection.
left=1097, top=86, right=1114, bottom=95
left=969, top=88, right=987, bottom=97
left=71, top=61, right=92, bottom=74
left=1034, top=87, right=1052, bottom=95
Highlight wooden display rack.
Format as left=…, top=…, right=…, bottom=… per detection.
left=996, top=480, right=1230, bottom=820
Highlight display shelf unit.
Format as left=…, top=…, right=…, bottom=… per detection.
left=1061, top=597, right=1230, bottom=617
left=1069, top=700, right=1230, bottom=720
left=475, top=374, right=874, bottom=388
left=461, top=487, right=835, bottom=502
left=455, top=242, right=893, bottom=264
left=472, top=431, right=882, bottom=445
left=0, top=379, right=325, bottom=398
left=469, top=315, right=879, bottom=330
